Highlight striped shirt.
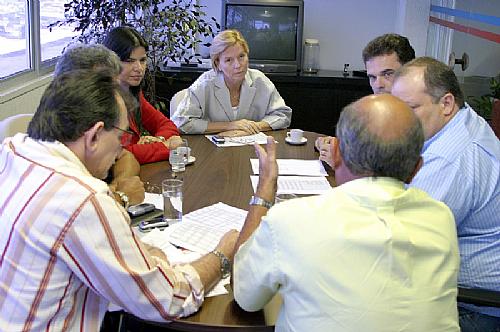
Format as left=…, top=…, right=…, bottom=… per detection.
left=0, top=134, right=204, bottom=331
left=409, top=104, right=500, bottom=317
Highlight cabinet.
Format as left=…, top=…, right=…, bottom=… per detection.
left=155, top=68, right=372, bottom=135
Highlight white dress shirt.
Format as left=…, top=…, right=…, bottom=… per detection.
left=0, top=134, right=204, bottom=331
left=234, top=177, right=460, bottom=332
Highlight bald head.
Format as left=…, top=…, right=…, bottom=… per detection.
left=335, top=94, right=424, bottom=182
left=355, top=94, right=417, bottom=140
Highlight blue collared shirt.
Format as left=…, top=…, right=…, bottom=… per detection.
left=409, top=104, right=500, bottom=317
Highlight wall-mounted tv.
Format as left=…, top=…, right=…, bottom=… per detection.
left=221, top=0, right=304, bottom=73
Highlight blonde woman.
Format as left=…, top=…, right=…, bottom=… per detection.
left=172, top=29, right=292, bottom=136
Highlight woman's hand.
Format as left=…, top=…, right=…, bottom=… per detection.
left=229, top=119, right=260, bottom=134
left=137, top=135, right=161, bottom=144
left=165, top=135, right=183, bottom=150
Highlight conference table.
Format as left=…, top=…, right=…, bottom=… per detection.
left=121, top=130, right=334, bottom=331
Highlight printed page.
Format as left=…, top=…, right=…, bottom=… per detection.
left=250, top=175, right=332, bottom=195
left=251, top=158, right=327, bottom=176
left=206, top=132, right=269, bottom=147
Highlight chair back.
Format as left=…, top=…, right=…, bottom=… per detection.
left=170, top=89, right=187, bottom=118
left=0, top=113, right=33, bottom=141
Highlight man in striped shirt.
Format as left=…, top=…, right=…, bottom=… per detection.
left=0, top=69, right=238, bottom=331
left=392, top=57, right=500, bottom=331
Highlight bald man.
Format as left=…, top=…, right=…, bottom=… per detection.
left=232, top=94, right=460, bottom=332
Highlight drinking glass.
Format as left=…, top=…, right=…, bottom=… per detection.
left=162, top=179, right=183, bottom=225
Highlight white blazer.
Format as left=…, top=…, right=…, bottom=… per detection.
left=171, top=68, right=292, bottom=134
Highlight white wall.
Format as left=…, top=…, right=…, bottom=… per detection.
left=0, top=76, right=51, bottom=121
left=200, top=0, right=430, bottom=71
left=449, top=0, right=500, bottom=78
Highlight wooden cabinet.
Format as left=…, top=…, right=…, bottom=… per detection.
left=155, top=68, right=372, bottom=135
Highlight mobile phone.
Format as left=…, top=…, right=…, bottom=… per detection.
left=139, top=217, right=168, bottom=232
left=127, top=203, right=156, bottom=217
left=211, top=135, right=226, bottom=144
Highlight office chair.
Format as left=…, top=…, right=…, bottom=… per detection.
left=169, top=89, right=187, bottom=118
left=0, top=113, right=33, bottom=141
left=458, top=287, right=500, bottom=308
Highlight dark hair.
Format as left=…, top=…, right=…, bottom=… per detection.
left=103, top=26, right=148, bottom=132
left=394, top=56, right=465, bottom=108
left=336, top=100, right=424, bottom=182
left=28, top=69, right=125, bottom=143
left=54, top=44, right=122, bottom=77
left=362, top=34, right=415, bottom=65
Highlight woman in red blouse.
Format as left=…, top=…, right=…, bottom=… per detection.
left=104, top=26, right=182, bottom=164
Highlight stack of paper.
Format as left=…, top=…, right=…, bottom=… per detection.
left=250, top=158, right=331, bottom=195
left=206, top=132, right=269, bottom=147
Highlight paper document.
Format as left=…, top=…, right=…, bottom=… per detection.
left=167, top=202, right=246, bottom=254
left=206, top=132, right=269, bottom=147
left=251, top=175, right=332, bottom=195
left=251, top=159, right=327, bottom=177
left=144, top=192, right=163, bottom=209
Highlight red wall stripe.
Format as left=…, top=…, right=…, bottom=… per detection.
left=429, top=16, right=500, bottom=44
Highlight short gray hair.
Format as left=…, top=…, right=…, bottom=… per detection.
left=54, top=44, right=122, bottom=77
left=335, top=102, right=424, bottom=182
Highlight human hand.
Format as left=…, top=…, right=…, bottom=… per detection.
left=113, top=176, right=145, bottom=205
left=218, top=130, right=248, bottom=137
left=142, top=242, right=169, bottom=264
left=315, top=136, right=334, bottom=168
left=165, top=135, right=183, bottom=150
left=215, top=229, right=240, bottom=261
left=254, top=136, right=278, bottom=202
left=230, top=119, right=260, bottom=134
left=137, top=135, right=161, bottom=145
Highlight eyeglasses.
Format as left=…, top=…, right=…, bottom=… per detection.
left=112, top=125, right=136, bottom=147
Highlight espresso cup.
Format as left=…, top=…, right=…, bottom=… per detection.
left=287, top=129, right=304, bottom=143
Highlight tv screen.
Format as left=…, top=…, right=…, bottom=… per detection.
left=222, top=0, right=304, bottom=73
left=225, top=5, right=298, bottom=61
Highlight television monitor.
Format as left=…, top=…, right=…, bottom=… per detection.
left=221, top=0, right=304, bottom=73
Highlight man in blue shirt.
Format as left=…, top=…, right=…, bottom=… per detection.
left=391, top=57, right=500, bottom=331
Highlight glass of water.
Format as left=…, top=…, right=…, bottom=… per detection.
left=169, top=148, right=185, bottom=172
left=162, top=179, right=183, bottom=225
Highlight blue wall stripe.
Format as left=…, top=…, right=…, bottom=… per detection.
left=430, top=5, right=500, bottom=27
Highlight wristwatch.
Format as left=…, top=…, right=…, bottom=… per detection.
left=211, top=250, right=231, bottom=279
left=249, top=195, right=274, bottom=209
left=115, top=191, right=130, bottom=209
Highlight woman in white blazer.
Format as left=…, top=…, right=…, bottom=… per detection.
left=171, top=30, right=292, bottom=136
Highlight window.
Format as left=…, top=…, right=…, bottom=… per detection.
left=0, top=0, right=77, bottom=82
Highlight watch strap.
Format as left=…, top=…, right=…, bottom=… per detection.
left=249, top=195, right=273, bottom=209
left=115, top=191, right=130, bottom=209
left=211, top=250, right=230, bottom=279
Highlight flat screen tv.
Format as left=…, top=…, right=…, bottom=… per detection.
left=221, top=0, right=304, bottom=73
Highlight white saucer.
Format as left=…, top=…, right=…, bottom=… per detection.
left=186, top=156, right=196, bottom=165
left=285, top=137, right=307, bottom=145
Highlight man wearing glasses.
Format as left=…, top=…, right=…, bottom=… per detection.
left=55, top=44, right=145, bottom=208
left=0, top=69, right=238, bottom=331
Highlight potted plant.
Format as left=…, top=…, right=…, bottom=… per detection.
left=49, top=0, right=220, bottom=111
left=467, top=76, right=500, bottom=121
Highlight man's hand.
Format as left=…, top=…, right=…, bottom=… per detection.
left=215, top=229, right=240, bottom=261
left=218, top=130, right=248, bottom=137
left=254, top=136, right=278, bottom=203
left=315, top=136, right=334, bottom=168
left=113, top=176, right=145, bottom=205
left=142, top=242, right=169, bottom=264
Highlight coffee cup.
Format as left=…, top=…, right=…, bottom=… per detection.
left=287, top=129, right=304, bottom=143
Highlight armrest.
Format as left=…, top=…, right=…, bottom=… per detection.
left=458, top=287, right=500, bottom=308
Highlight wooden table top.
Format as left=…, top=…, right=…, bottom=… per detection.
left=133, top=130, right=334, bottom=331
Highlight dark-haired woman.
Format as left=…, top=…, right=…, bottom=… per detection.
left=104, top=26, right=182, bottom=164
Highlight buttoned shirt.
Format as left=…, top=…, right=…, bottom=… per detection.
left=234, top=177, right=460, bottom=332
left=171, top=68, right=292, bottom=133
left=409, top=105, right=500, bottom=317
left=0, top=134, right=203, bottom=331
